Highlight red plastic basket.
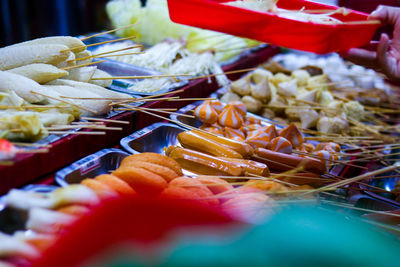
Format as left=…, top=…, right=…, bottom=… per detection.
left=167, top=0, right=380, bottom=54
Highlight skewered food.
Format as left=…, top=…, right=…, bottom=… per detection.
left=7, top=64, right=68, bottom=84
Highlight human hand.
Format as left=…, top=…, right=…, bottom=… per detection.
left=342, top=5, right=400, bottom=83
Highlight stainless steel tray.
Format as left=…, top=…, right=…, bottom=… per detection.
left=359, top=150, right=400, bottom=207
left=169, top=101, right=346, bottom=177
left=120, top=122, right=184, bottom=155
left=55, top=148, right=129, bottom=187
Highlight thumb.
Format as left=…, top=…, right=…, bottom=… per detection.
left=369, top=5, right=400, bottom=25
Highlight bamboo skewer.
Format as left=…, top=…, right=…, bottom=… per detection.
left=81, top=117, right=130, bottom=125
left=46, top=125, right=123, bottom=131
left=87, top=45, right=143, bottom=60
left=298, top=165, right=400, bottom=197
left=15, top=149, right=49, bottom=154
left=95, top=52, right=144, bottom=59
left=48, top=131, right=106, bottom=135
left=294, top=150, right=367, bottom=170
left=30, top=91, right=98, bottom=114
left=61, top=60, right=107, bottom=71
left=181, top=68, right=258, bottom=81
left=109, top=89, right=185, bottom=106
left=84, top=36, right=136, bottom=48
left=11, top=142, right=52, bottom=148
left=91, top=73, right=192, bottom=81
left=80, top=23, right=139, bottom=41
left=122, top=106, right=195, bottom=118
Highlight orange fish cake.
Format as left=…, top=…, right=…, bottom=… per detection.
left=279, top=123, right=304, bottom=148
left=218, top=104, right=244, bottom=129
left=224, top=127, right=246, bottom=140
left=95, top=174, right=137, bottom=195
left=113, top=166, right=168, bottom=196
left=197, top=176, right=234, bottom=195
left=123, top=161, right=178, bottom=182
left=120, top=153, right=183, bottom=177
left=270, top=136, right=293, bottom=154
left=81, top=179, right=118, bottom=199
left=299, top=143, right=315, bottom=153
left=230, top=101, right=247, bottom=117
left=194, top=102, right=219, bottom=124
left=169, top=177, right=219, bottom=206
left=246, top=129, right=270, bottom=149
left=207, top=99, right=224, bottom=114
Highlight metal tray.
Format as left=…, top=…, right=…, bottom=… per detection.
left=169, top=101, right=347, bottom=177
left=120, top=122, right=184, bottom=155
left=55, top=148, right=129, bottom=187
left=359, top=150, right=400, bottom=207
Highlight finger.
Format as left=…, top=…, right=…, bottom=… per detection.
left=376, top=33, right=396, bottom=78
left=369, top=5, right=400, bottom=25
left=341, top=48, right=377, bottom=68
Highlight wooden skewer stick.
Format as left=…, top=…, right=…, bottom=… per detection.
left=30, top=91, right=98, bottom=114
left=299, top=165, right=400, bottom=197
left=342, top=20, right=381, bottom=25
left=91, top=73, right=192, bottom=81
left=15, top=149, right=49, bottom=154
left=81, top=45, right=143, bottom=61
left=11, top=142, right=52, bottom=148
left=167, top=97, right=217, bottom=102
left=94, top=52, right=144, bottom=59
left=294, top=150, right=367, bottom=169
left=0, top=105, right=63, bottom=110
left=59, top=96, right=133, bottom=101
left=85, top=36, right=136, bottom=48
left=80, top=23, right=139, bottom=41
left=46, top=125, right=122, bottom=131
left=111, top=89, right=185, bottom=106
left=61, top=60, right=106, bottom=71
left=116, top=107, right=177, bottom=112
left=48, top=131, right=106, bottom=135
left=182, top=68, right=258, bottom=81
left=123, top=106, right=195, bottom=118
left=66, top=36, right=139, bottom=58
left=81, top=117, right=130, bottom=125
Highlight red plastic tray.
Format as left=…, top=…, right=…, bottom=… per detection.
left=167, top=0, right=380, bottom=54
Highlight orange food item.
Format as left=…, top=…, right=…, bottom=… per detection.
left=120, top=153, right=183, bottom=177
left=230, top=101, right=247, bottom=117
left=224, top=127, right=246, bottom=140
left=57, top=205, right=91, bottom=216
left=81, top=179, right=118, bottom=199
left=169, top=177, right=219, bottom=206
left=199, top=125, right=224, bottom=136
left=270, top=136, right=293, bottom=154
left=113, top=166, right=168, bottom=196
left=207, top=100, right=224, bottom=114
left=299, top=143, right=315, bottom=153
left=197, top=176, right=234, bottom=195
left=246, top=129, right=270, bottom=149
left=265, top=125, right=278, bottom=140
left=194, top=101, right=219, bottom=124
left=121, top=161, right=178, bottom=182
left=218, top=104, right=244, bottom=129
left=159, top=187, right=199, bottom=200
left=245, top=116, right=262, bottom=125
left=279, top=123, right=304, bottom=148
left=95, top=174, right=136, bottom=195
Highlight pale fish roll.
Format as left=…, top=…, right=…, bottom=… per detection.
left=0, top=91, right=24, bottom=107
left=7, top=63, right=68, bottom=84
left=56, top=51, right=76, bottom=69
left=5, top=36, right=86, bottom=53
left=64, top=66, right=97, bottom=83
left=75, top=50, right=93, bottom=65
left=43, top=85, right=112, bottom=116
left=0, top=44, right=72, bottom=70
left=0, top=71, right=46, bottom=103
left=26, top=208, right=77, bottom=234
left=37, top=111, right=74, bottom=126
left=48, top=79, right=131, bottom=99
left=89, top=69, right=113, bottom=87
left=0, top=232, right=39, bottom=259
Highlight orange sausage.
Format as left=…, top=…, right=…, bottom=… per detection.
left=253, top=148, right=326, bottom=174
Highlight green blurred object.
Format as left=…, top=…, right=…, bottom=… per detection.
left=160, top=206, right=400, bottom=267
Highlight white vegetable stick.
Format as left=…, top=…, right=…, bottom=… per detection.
left=48, top=79, right=131, bottom=99
left=56, top=51, right=76, bottom=69
left=7, top=63, right=68, bottom=84
left=75, top=50, right=93, bottom=65
left=0, top=71, right=46, bottom=103
left=4, top=36, right=86, bottom=53
left=0, top=44, right=72, bottom=71
left=43, top=85, right=111, bottom=116
left=64, top=66, right=96, bottom=83
left=26, top=208, right=77, bottom=234
left=0, top=232, right=39, bottom=259
left=89, top=69, right=113, bottom=87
